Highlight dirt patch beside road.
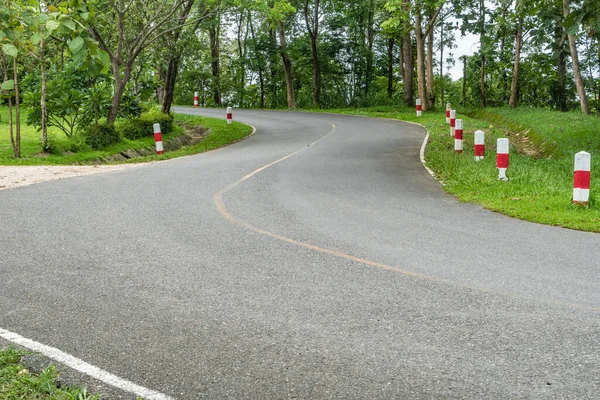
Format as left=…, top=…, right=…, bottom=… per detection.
left=0, top=164, right=142, bottom=191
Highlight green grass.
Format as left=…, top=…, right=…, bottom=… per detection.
left=309, top=105, right=600, bottom=232
left=0, top=107, right=252, bottom=165
left=0, top=347, right=99, bottom=399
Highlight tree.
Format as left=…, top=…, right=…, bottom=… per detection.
left=87, top=0, right=195, bottom=124
left=563, top=0, right=591, bottom=114
left=303, top=0, right=321, bottom=107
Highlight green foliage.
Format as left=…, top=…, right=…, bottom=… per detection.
left=120, top=109, right=173, bottom=140
left=0, top=347, right=100, bottom=399
left=46, top=133, right=90, bottom=155
left=82, top=122, right=120, bottom=149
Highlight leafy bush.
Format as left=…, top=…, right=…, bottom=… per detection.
left=45, top=134, right=90, bottom=155
left=120, top=109, right=173, bottom=140
left=82, top=123, right=120, bottom=149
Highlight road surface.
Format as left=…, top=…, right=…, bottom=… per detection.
left=1, top=109, right=598, bottom=399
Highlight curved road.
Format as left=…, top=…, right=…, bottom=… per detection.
left=1, top=109, right=598, bottom=399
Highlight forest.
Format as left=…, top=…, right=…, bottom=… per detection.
left=0, top=0, right=599, bottom=158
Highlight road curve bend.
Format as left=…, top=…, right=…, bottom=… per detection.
left=0, top=109, right=598, bottom=399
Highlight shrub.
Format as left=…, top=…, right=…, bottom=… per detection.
left=46, top=134, right=90, bottom=155
left=83, top=123, right=120, bottom=149
left=120, top=109, right=174, bottom=140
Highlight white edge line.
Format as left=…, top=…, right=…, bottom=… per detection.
left=0, top=328, right=174, bottom=400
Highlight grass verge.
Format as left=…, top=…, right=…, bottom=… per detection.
left=0, top=108, right=252, bottom=165
left=309, top=106, right=600, bottom=232
left=0, top=347, right=99, bottom=399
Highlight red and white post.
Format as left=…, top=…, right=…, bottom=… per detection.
left=226, top=107, right=233, bottom=125
left=153, top=123, right=164, bottom=155
left=474, top=130, right=485, bottom=161
left=496, top=138, right=509, bottom=181
left=446, top=103, right=451, bottom=124
left=193, top=92, right=199, bottom=107
left=454, top=119, right=463, bottom=154
left=416, top=99, right=422, bottom=117
left=450, top=110, right=456, bottom=137
left=573, top=151, right=591, bottom=205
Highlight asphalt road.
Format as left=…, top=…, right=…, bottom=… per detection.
left=1, top=109, right=598, bottom=399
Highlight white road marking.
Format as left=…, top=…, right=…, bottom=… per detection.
left=0, top=328, right=174, bottom=400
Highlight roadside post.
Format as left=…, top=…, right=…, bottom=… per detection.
left=416, top=99, right=422, bottom=117
left=450, top=110, right=456, bottom=137
left=573, top=151, right=591, bottom=204
left=496, top=138, right=509, bottom=181
left=474, top=130, right=485, bottom=161
left=227, top=107, right=233, bottom=125
left=153, top=123, right=164, bottom=155
left=454, top=119, right=463, bottom=154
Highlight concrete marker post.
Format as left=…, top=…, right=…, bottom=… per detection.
left=573, top=151, right=591, bottom=204
left=227, top=107, right=233, bottom=125
left=474, top=130, right=485, bottom=161
left=496, top=138, right=509, bottom=181
left=153, top=123, right=164, bottom=155
left=416, top=99, right=422, bottom=117
left=450, top=110, right=456, bottom=137
left=194, top=92, right=199, bottom=107
left=446, top=103, right=451, bottom=124
left=454, top=119, right=463, bottom=154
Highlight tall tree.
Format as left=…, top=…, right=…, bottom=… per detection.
left=563, top=0, right=590, bottom=114
left=303, top=0, right=321, bottom=107
left=87, top=0, right=193, bottom=124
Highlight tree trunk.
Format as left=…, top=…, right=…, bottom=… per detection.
left=508, top=16, right=523, bottom=108
left=13, top=56, right=21, bottom=158
left=156, top=67, right=165, bottom=105
left=402, top=30, right=414, bottom=106
left=387, top=37, right=395, bottom=98
left=480, top=54, right=486, bottom=107
left=554, top=10, right=567, bottom=111
left=563, top=0, right=589, bottom=114
left=162, top=55, right=181, bottom=114
left=278, top=20, right=296, bottom=109
left=304, top=0, right=321, bottom=107
left=365, top=0, right=375, bottom=95
left=40, top=37, right=48, bottom=152
left=209, top=23, right=222, bottom=106
left=439, top=21, right=444, bottom=105
left=462, top=56, right=467, bottom=107
left=249, top=14, right=265, bottom=109
left=500, top=36, right=507, bottom=103
left=2, top=54, right=17, bottom=157
left=107, top=60, right=133, bottom=125
left=479, top=0, right=486, bottom=108
left=415, top=11, right=428, bottom=111
left=426, top=8, right=435, bottom=108
left=161, top=0, right=195, bottom=114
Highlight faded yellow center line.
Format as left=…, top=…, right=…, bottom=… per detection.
left=213, top=120, right=600, bottom=313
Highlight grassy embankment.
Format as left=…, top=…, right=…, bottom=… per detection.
left=0, top=107, right=252, bottom=165
left=316, top=106, right=600, bottom=232
left=0, top=347, right=99, bottom=399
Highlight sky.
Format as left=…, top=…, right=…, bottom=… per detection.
left=448, top=33, right=480, bottom=80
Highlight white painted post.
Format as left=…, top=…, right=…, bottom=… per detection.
left=153, top=123, right=164, bottom=155
left=573, top=151, right=591, bottom=204
left=496, top=138, right=509, bottom=181
left=450, top=110, right=456, bottom=137
left=194, top=92, right=199, bottom=107
left=226, top=107, right=233, bottom=125
left=446, top=103, right=451, bottom=124
left=416, top=99, right=422, bottom=117
left=474, top=130, right=485, bottom=161
left=454, top=119, right=463, bottom=154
